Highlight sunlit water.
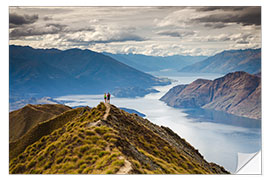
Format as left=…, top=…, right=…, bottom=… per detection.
left=55, top=72, right=261, bottom=173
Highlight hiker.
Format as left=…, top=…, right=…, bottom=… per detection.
left=104, top=93, right=107, bottom=103
left=107, top=92, right=111, bottom=104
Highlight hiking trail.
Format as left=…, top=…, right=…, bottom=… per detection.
left=104, top=103, right=132, bottom=174
left=116, top=156, right=132, bottom=174
left=86, top=102, right=111, bottom=128
left=103, top=103, right=110, bottom=120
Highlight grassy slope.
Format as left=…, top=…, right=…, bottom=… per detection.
left=9, top=103, right=229, bottom=174
left=9, top=104, right=126, bottom=174
left=9, top=104, right=71, bottom=142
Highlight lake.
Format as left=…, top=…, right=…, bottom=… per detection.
left=55, top=72, right=261, bottom=173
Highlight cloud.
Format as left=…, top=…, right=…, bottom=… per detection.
left=9, top=13, right=38, bottom=27
left=196, top=6, right=245, bottom=12
left=203, top=34, right=232, bottom=42
left=203, top=23, right=227, bottom=29
left=10, top=23, right=66, bottom=39
left=64, top=31, right=145, bottom=45
left=202, top=33, right=256, bottom=45
left=9, top=23, right=95, bottom=39
left=193, top=7, right=261, bottom=27
left=156, top=7, right=261, bottom=30
left=157, top=30, right=195, bottom=38
left=43, top=16, right=53, bottom=21
left=9, top=7, right=261, bottom=56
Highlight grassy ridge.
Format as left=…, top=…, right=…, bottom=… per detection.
left=9, top=103, right=229, bottom=174
left=104, top=105, right=225, bottom=174
left=10, top=104, right=126, bottom=174
left=9, top=107, right=87, bottom=161
left=9, top=104, right=71, bottom=142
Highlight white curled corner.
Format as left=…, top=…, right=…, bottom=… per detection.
left=236, top=151, right=261, bottom=174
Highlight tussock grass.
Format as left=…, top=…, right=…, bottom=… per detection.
left=9, top=104, right=125, bottom=174
left=10, top=102, right=227, bottom=174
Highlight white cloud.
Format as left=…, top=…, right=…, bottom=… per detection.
left=9, top=7, right=261, bottom=56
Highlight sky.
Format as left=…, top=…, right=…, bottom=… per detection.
left=9, top=6, right=261, bottom=56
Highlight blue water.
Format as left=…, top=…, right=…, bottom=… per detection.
left=55, top=72, right=261, bottom=173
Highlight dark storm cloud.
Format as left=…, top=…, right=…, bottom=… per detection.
left=10, top=23, right=66, bottom=39
left=196, top=6, right=245, bottom=12
left=194, top=6, right=261, bottom=27
left=9, top=22, right=95, bottom=39
left=9, top=13, right=38, bottom=27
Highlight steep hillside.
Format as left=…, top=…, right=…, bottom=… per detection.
left=161, top=71, right=261, bottom=119
left=179, top=49, right=261, bottom=74
left=9, top=104, right=71, bottom=142
left=10, top=45, right=170, bottom=98
left=9, top=103, right=229, bottom=174
left=104, top=52, right=207, bottom=72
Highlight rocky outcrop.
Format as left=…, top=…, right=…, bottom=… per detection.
left=161, top=71, right=261, bottom=120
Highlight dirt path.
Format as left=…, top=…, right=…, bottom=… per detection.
left=88, top=103, right=132, bottom=174
left=103, top=103, right=110, bottom=120
left=116, top=156, right=132, bottom=174
left=104, top=103, right=132, bottom=174
left=86, top=103, right=110, bottom=128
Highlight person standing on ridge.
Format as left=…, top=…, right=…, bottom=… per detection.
left=107, top=92, right=111, bottom=104
left=104, top=93, right=107, bottom=103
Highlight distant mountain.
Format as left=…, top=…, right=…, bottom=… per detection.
left=10, top=45, right=170, bottom=99
left=103, top=52, right=207, bottom=72
left=9, top=104, right=71, bottom=142
left=179, top=49, right=261, bottom=74
left=161, top=71, right=261, bottom=119
left=9, top=103, right=229, bottom=174
left=9, top=96, right=64, bottom=112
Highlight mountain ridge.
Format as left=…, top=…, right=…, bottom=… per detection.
left=104, top=52, right=207, bottom=72
left=9, top=103, right=229, bottom=174
left=10, top=45, right=169, bottom=98
left=179, top=48, right=261, bottom=74
left=160, top=71, right=261, bottom=119
left=9, top=104, right=71, bottom=142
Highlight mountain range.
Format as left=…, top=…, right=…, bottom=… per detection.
left=104, top=52, right=207, bottom=72
left=9, top=103, right=229, bottom=174
left=179, top=49, right=261, bottom=74
left=160, top=71, right=261, bottom=120
left=10, top=45, right=170, bottom=99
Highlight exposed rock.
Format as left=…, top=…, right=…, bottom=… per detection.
left=161, top=71, right=261, bottom=120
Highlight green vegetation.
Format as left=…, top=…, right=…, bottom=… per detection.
left=9, top=102, right=228, bottom=174
left=9, top=104, right=71, bottom=142
left=9, top=103, right=125, bottom=174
